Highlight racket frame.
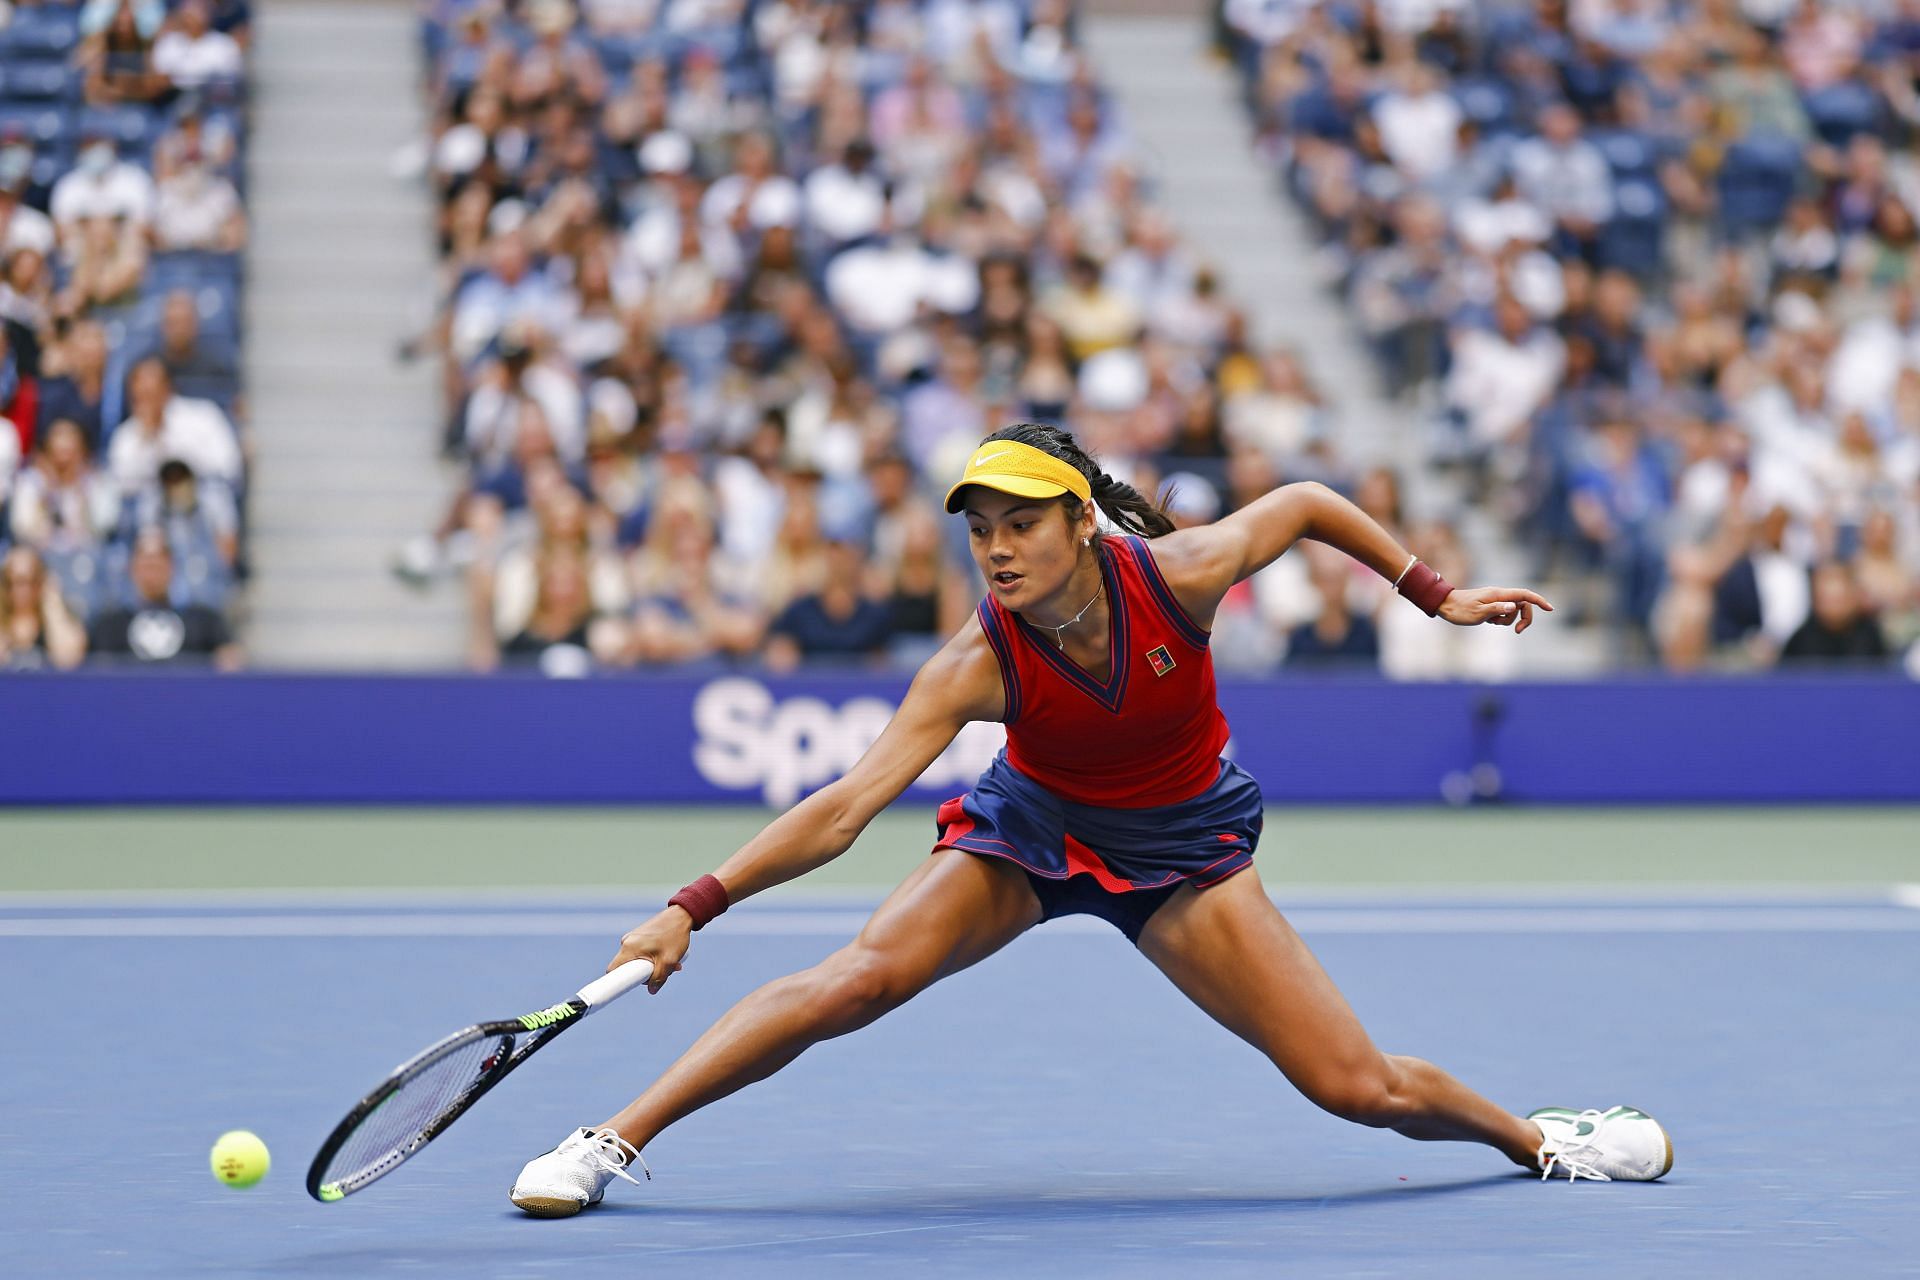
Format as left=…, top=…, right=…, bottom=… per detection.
left=307, top=958, right=653, bottom=1202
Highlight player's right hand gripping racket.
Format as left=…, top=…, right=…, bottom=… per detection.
left=306, top=959, right=654, bottom=1202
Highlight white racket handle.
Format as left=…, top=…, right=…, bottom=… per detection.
left=576, top=958, right=655, bottom=1009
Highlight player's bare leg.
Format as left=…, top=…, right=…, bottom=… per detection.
left=602, top=849, right=1042, bottom=1151
left=1136, top=866, right=1543, bottom=1168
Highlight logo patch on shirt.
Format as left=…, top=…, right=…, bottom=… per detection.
left=1145, top=644, right=1176, bottom=677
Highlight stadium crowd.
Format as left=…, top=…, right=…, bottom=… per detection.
left=0, top=0, right=248, bottom=672
left=403, top=0, right=1517, bottom=678
left=1226, top=0, right=1920, bottom=670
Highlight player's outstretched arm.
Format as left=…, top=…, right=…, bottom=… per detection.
left=607, top=623, right=1006, bottom=989
left=1155, top=481, right=1553, bottom=633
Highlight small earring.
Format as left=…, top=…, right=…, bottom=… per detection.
left=1082, top=537, right=1090, bottom=547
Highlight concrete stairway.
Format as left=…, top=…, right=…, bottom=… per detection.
left=240, top=0, right=463, bottom=668
left=1080, top=17, right=1412, bottom=470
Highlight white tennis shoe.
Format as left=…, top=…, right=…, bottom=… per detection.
left=509, top=1126, right=649, bottom=1217
left=1529, top=1106, right=1673, bottom=1182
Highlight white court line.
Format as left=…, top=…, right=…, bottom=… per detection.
left=0, top=881, right=1905, bottom=910
left=2, top=906, right=1918, bottom=938
left=0, top=884, right=869, bottom=909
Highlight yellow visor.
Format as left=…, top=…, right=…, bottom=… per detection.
left=944, top=439, right=1093, bottom=514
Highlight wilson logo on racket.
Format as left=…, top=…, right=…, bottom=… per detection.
left=518, top=1003, right=578, bottom=1031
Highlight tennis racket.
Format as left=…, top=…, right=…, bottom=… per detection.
left=306, top=958, right=654, bottom=1202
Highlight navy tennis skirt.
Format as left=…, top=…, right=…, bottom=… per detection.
left=934, top=751, right=1264, bottom=942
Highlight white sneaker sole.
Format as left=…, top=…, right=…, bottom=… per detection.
left=510, top=1191, right=594, bottom=1218
left=1649, top=1112, right=1675, bottom=1179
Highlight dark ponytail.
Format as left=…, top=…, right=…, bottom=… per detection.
left=978, top=422, right=1177, bottom=539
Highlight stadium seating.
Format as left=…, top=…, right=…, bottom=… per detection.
left=0, top=0, right=249, bottom=671
left=1224, top=0, right=1920, bottom=671
left=404, top=0, right=1379, bottom=676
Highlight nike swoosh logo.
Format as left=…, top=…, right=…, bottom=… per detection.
left=972, top=451, right=1012, bottom=468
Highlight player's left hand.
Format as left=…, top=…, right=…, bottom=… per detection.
left=1438, top=586, right=1553, bottom=633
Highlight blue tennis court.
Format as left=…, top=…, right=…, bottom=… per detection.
left=3, top=893, right=1916, bottom=1277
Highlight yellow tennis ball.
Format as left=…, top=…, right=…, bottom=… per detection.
left=211, top=1130, right=270, bottom=1189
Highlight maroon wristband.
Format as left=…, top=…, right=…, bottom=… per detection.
left=1397, top=560, right=1454, bottom=617
left=668, top=874, right=730, bottom=930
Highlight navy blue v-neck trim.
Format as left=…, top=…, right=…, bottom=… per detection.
left=975, top=598, right=1023, bottom=724
left=1012, top=543, right=1131, bottom=714
left=1120, top=535, right=1211, bottom=651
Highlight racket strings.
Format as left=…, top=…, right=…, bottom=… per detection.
left=322, top=1033, right=511, bottom=1186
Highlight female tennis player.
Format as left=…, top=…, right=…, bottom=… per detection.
left=511, top=423, right=1672, bottom=1214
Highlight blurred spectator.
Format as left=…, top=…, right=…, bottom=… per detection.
left=8, top=418, right=121, bottom=557
left=901, top=336, right=988, bottom=473
left=1711, top=504, right=1813, bottom=665
left=1509, top=103, right=1613, bottom=261
left=450, top=232, right=570, bottom=366
left=153, top=149, right=247, bottom=253
left=50, top=132, right=154, bottom=319
left=81, top=0, right=172, bottom=105
left=1770, top=197, right=1841, bottom=285
left=693, top=396, right=772, bottom=533
left=804, top=138, right=885, bottom=250
left=1285, top=544, right=1379, bottom=670
left=1, top=544, right=88, bottom=670
left=1780, top=560, right=1890, bottom=665
left=58, top=210, right=150, bottom=318
left=461, top=324, right=584, bottom=465
left=764, top=536, right=893, bottom=671
left=37, top=322, right=113, bottom=452
left=1780, top=0, right=1864, bottom=95
left=1015, top=313, right=1075, bottom=421
left=1708, top=25, right=1810, bottom=143
left=1373, top=62, right=1461, bottom=186
left=624, top=473, right=764, bottom=664
left=582, top=0, right=659, bottom=37
left=1570, top=417, right=1671, bottom=644
left=81, top=0, right=166, bottom=40
left=1351, top=195, right=1457, bottom=397
left=878, top=503, right=969, bottom=656
left=0, top=393, right=16, bottom=491
left=700, top=130, right=800, bottom=245
left=107, top=359, right=242, bottom=496
left=1855, top=507, right=1919, bottom=645
left=87, top=527, right=240, bottom=668
left=152, top=0, right=243, bottom=90
left=133, top=456, right=238, bottom=589
left=154, top=97, right=239, bottom=182
left=482, top=480, right=627, bottom=662
left=752, top=475, right=831, bottom=612
left=135, top=291, right=238, bottom=407
left=1043, top=253, right=1140, bottom=361
left=49, top=129, right=154, bottom=226
left=495, top=543, right=622, bottom=676
left=1445, top=292, right=1565, bottom=464
left=1224, top=348, right=1323, bottom=466
left=0, top=167, right=54, bottom=262
left=870, top=54, right=968, bottom=184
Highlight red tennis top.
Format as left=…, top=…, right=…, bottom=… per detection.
left=975, top=535, right=1231, bottom=808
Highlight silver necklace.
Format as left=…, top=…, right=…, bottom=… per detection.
left=1035, top=583, right=1105, bottom=649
